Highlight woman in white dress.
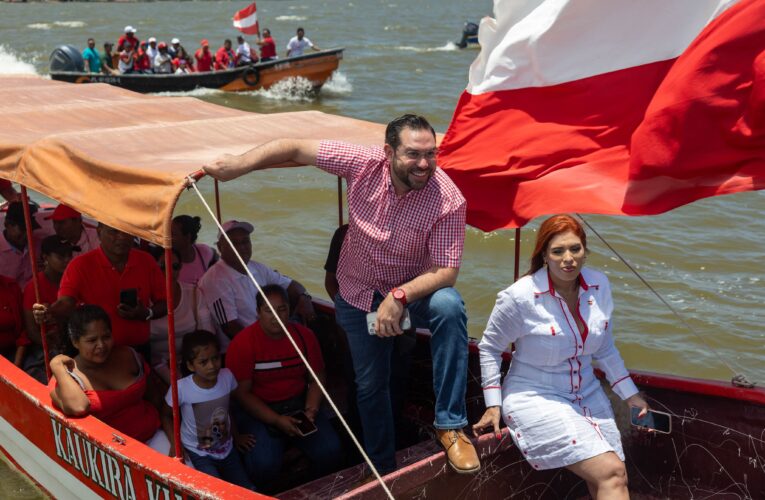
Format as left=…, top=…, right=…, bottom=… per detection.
left=473, top=214, right=649, bottom=499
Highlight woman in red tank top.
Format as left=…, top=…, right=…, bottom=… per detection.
left=48, top=305, right=168, bottom=450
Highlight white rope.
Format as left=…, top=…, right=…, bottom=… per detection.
left=187, top=178, right=395, bottom=499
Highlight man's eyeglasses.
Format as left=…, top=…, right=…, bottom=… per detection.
left=399, top=148, right=438, bottom=161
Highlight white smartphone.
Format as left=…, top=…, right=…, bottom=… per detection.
left=366, top=309, right=411, bottom=335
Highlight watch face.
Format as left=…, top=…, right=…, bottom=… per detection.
left=393, top=289, right=405, bottom=300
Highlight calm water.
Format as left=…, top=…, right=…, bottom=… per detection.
left=1, top=0, right=763, bottom=493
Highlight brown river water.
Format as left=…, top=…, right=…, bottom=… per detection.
left=1, top=0, right=762, bottom=495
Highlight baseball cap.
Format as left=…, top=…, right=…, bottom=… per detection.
left=218, top=220, right=254, bottom=239
left=171, top=38, right=180, bottom=44
left=148, top=36, right=157, bottom=43
left=201, top=39, right=209, bottom=47
left=124, top=25, right=136, bottom=34
left=158, top=42, right=167, bottom=49
left=41, top=235, right=76, bottom=256
left=45, top=204, right=81, bottom=221
left=4, top=201, right=41, bottom=230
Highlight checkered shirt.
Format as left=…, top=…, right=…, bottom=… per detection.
left=316, top=140, right=466, bottom=312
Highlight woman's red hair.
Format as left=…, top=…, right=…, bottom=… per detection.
left=526, top=214, right=587, bottom=276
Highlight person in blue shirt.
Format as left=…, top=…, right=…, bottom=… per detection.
left=82, top=38, right=102, bottom=73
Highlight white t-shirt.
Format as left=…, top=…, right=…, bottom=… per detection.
left=199, top=259, right=292, bottom=332
left=236, top=42, right=252, bottom=63
left=286, top=36, right=313, bottom=57
left=150, top=282, right=215, bottom=380
left=154, top=53, right=174, bottom=74
left=166, top=368, right=237, bottom=458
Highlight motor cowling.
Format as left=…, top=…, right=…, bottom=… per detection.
left=457, top=22, right=479, bottom=49
left=49, top=45, right=84, bottom=72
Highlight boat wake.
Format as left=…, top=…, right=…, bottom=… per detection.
left=151, top=87, right=224, bottom=98
left=0, top=45, right=38, bottom=75
left=250, top=76, right=317, bottom=101
left=322, top=71, right=353, bottom=95
left=27, top=21, right=86, bottom=30
left=395, top=42, right=460, bottom=52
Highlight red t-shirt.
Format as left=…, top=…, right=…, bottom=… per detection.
left=0, top=276, right=26, bottom=351
left=226, top=321, right=324, bottom=403
left=58, top=247, right=166, bottom=346
left=214, top=47, right=235, bottom=70
left=134, top=51, right=151, bottom=71
left=260, top=37, right=276, bottom=59
left=117, top=35, right=140, bottom=52
left=195, top=49, right=213, bottom=72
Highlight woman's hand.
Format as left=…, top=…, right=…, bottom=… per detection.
left=32, top=303, right=51, bottom=325
left=626, top=393, right=650, bottom=418
left=50, top=354, right=76, bottom=374
left=472, top=406, right=502, bottom=439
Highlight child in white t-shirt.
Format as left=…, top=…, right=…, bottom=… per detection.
left=161, top=331, right=256, bottom=491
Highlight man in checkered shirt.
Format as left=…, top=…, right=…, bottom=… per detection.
left=204, top=114, right=480, bottom=476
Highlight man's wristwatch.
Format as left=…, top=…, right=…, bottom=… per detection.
left=391, top=287, right=407, bottom=306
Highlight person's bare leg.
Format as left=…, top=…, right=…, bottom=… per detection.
left=566, top=451, right=629, bottom=500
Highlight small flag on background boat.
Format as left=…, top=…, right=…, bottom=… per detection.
left=438, top=0, right=765, bottom=231
left=233, top=3, right=260, bottom=35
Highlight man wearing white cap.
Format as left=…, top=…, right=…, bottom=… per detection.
left=117, top=25, right=140, bottom=52
left=199, top=220, right=315, bottom=344
left=146, top=37, right=159, bottom=63
left=170, top=38, right=193, bottom=69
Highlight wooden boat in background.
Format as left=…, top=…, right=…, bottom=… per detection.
left=1, top=75, right=763, bottom=499
left=48, top=48, right=344, bottom=93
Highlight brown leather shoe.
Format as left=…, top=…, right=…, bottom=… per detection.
left=436, top=429, right=481, bottom=474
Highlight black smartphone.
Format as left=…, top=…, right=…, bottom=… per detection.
left=119, top=288, right=138, bottom=308
left=290, top=411, right=318, bottom=437
left=630, top=406, right=671, bottom=434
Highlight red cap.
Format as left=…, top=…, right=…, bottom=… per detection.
left=201, top=39, right=209, bottom=47
left=45, top=204, right=81, bottom=221
left=158, top=42, right=167, bottom=49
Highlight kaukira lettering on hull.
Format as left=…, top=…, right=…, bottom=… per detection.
left=145, top=476, right=198, bottom=500
left=51, top=417, right=136, bottom=500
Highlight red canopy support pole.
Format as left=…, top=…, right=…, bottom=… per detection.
left=20, top=187, right=51, bottom=381
left=337, top=176, right=344, bottom=226
left=214, top=179, right=222, bottom=223
left=513, top=228, right=521, bottom=282
left=164, top=247, right=182, bottom=461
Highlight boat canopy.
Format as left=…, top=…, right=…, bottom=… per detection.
left=0, top=75, right=385, bottom=246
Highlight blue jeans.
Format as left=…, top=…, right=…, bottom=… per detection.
left=186, top=446, right=256, bottom=491
left=235, top=409, right=343, bottom=488
left=334, top=287, right=468, bottom=473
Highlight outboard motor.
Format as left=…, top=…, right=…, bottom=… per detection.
left=457, top=22, right=479, bottom=49
left=49, top=45, right=84, bottom=73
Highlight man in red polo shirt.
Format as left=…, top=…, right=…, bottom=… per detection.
left=194, top=39, right=214, bottom=72
left=204, top=114, right=479, bottom=476
left=37, top=224, right=167, bottom=355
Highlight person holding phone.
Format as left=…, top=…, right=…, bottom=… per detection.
left=473, top=215, right=649, bottom=500
left=34, top=224, right=167, bottom=361
left=226, top=284, right=342, bottom=490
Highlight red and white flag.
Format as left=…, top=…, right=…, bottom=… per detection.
left=233, top=3, right=260, bottom=35
left=438, top=0, right=765, bottom=231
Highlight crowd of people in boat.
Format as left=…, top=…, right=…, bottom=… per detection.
left=1, top=114, right=652, bottom=497
left=81, top=25, right=321, bottom=76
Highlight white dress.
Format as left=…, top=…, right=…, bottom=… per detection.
left=479, top=267, right=639, bottom=470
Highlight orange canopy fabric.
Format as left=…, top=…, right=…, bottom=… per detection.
left=0, top=76, right=386, bottom=247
